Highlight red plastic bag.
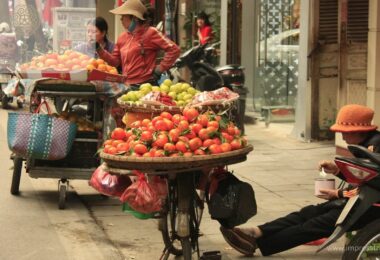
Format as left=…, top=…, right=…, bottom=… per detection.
left=89, top=164, right=132, bottom=197
left=149, top=175, right=168, bottom=199
left=120, top=171, right=161, bottom=214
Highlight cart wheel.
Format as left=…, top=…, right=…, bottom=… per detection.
left=10, top=157, right=23, bottom=195
left=58, top=184, right=67, bottom=210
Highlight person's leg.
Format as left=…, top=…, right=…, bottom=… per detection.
left=257, top=207, right=342, bottom=256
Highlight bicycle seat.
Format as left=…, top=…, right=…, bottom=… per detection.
left=348, top=145, right=380, bottom=165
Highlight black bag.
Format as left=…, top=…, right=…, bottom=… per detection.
left=205, top=171, right=257, bottom=228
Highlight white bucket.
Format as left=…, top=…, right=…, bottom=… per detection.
left=314, top=178, right=335, bottom=196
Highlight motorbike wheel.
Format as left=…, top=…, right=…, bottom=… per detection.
left=342, top=219, right=380, bottom=260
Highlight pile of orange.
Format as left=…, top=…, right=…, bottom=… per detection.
left=18, top=50, right=119, bottom=74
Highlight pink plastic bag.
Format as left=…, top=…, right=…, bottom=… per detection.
left=120, top=171, right=161, bottom=214
left=89, top=164, right=132, bottom=197
left=149, top=176, right=168, bottom=199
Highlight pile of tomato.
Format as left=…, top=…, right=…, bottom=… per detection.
left=103, top=108, right=247, bottom=157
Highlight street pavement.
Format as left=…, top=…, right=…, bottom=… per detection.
left=0, top=106, right=345, bottom=260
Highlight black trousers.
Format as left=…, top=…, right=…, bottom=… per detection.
left=256, top=199, right=380, bottom=256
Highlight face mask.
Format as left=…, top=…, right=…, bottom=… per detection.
left=128, top=18, right=137, bottom=32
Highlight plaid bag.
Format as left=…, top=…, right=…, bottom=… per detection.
left=7, top=102, right=77, bottom=160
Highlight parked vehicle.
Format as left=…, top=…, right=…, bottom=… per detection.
left=317, top=144, right=380, bottom=259
left=169, top=43, right=247, bottom=133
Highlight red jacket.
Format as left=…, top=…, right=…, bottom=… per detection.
left=99, top=26, right=180, bottom=85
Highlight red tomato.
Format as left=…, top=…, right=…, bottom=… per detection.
left=152, top=116, right=163, bottom=126
left=190, top=123, right=203, bottom=134
left=153, top=134, right=169, bottom=148
left=160, top=111, right=173, bottom=120
left=172, top=114, right=183, bottom=125
left=202, top=139, right=215, bottom=147
left=198, top=128, right=210, bottom=140
left=153, top=149, right=165, bottom=157
left=197, top=114, right=209, bottom=127
left=206, top=126, right=218, bottom=133
left=227, top=125, right=236, bottom=136
left=163, top=118, right=174, bottom=130
left=209, top=144, right=222, bottom=154
left=241, top=136, right=248, bottom=146
left=194, top=149, right=206, bottom=155
left=112, top=139, right=124, bottom=147
left=212, top=137, right=222, bottom=145
left=107, top=146, right=117, bottom=155
left=143, top=152, right=152, bottom=157
left=185, top=130, right=196, bottom=140
left=103, top=144, right=112, bottom=153
left=116, top=142, right=130, bottom=153
left=220, top=143, right=232, bottom=153
left=234, top=127, right=241, bottom=136
left=189, top=137, right=202, bottom=151
left=103, top=139, right=113, bottom=146
left=221, top=132, right=234, bottom=143
left=230, top=139, right=242, bottom=150
left=134, top=144, right=148, bottom=155
left=183, top=108, right=199, bottom=122
left=111, top=128, right=127, bottom=140
left=168, top=128, right=180, bottom=143
left=175, top=141, right=188, bottom=153
left=207, top=121, right=219, bottom=129
left=164, top=143, right=176, bottom=153
left=140, top=130, right=153, bottom=142
left=178, top=136, right=189, bottom=143
left=177, top=120, right=189, bottom=131
left=155, top=119, right=168, bottom=131
left=183, top=151, right=193, bottom=157
left=127, top=134, right=137, bottom=143
left=141, top=118, right=151, bottom=127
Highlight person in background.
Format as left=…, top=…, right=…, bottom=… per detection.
left=96, top=0, right=180, bottom=87
left=75, top=17, right=115, bottom=58
left=196, top=11, right=213, bottom=45
left=220, top=104, right=380, bottom=256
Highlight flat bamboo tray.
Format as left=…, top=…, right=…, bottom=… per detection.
left=100, top=144, right=253, bottom=174
left=117, top=98, right=182, bottom=113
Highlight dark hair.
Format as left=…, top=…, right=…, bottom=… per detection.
left=144, top=7, right=155, bottom=26
left=197, top=11, right=211, bottom=26
left=87, top=16, right=109, bottom=41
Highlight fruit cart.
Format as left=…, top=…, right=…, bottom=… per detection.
left=98, top=96, right=253, bottom=259
left=100, top=145, right=253, bottom=259
left=10, top=79, right=124, bottom=209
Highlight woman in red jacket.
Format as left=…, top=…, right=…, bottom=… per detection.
left=96, top=0, right=180, bottom=86
left=197, top=12, right=213, bottom=45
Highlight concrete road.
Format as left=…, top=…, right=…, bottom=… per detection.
left=0, top=106, right=345, bottom=260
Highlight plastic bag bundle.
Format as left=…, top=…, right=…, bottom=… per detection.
left=89, top=164, right=132, bottom=197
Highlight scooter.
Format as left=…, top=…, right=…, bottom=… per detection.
left=317, top=144, right=380, bottom=259
left=169, top=43, right=247, bottom=133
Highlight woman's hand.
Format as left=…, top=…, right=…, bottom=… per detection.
left=318, top=160, right=339, bottom=175
left=317, top=188, right=339, bottom=200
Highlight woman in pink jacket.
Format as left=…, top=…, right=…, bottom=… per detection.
left=97, top=0, right=180, bottom=86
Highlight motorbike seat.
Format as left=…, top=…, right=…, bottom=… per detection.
left=348, top=145, right=380, bottom=165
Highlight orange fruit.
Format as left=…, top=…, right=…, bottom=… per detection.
left=86, top=64, right=95, bottom=71
left=109, top=69, right=118, bottom=74
left=89, top=58, right=98, bottom=68
left=45, top=58, right=58, bottom=67
left=58, top=54, right=69, bottom=63
left=71, top=64, right=81, bottom=70
left=81, top=60, right=90, bottom=68
left=96, top=59, right=105, bottom=65
left=97, top=64, right=106, bottom=71
left=68, top=52, right=79, bottom=59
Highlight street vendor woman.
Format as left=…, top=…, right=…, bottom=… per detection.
left=96, top=0, right=180, bottom=87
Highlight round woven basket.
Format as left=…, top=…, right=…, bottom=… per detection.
left=117, top=98, right=182, bottom=113
left=100, top=145, right=253, bottom=174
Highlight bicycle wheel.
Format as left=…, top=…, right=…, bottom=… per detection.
left=160, top=179, right=183, bottom=256
left=160, top=176, right=204, bottom=258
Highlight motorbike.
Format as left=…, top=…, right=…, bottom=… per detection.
left=317, top=144, right=380, bottom=259
left=169, top=42, right=247, bottom=133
